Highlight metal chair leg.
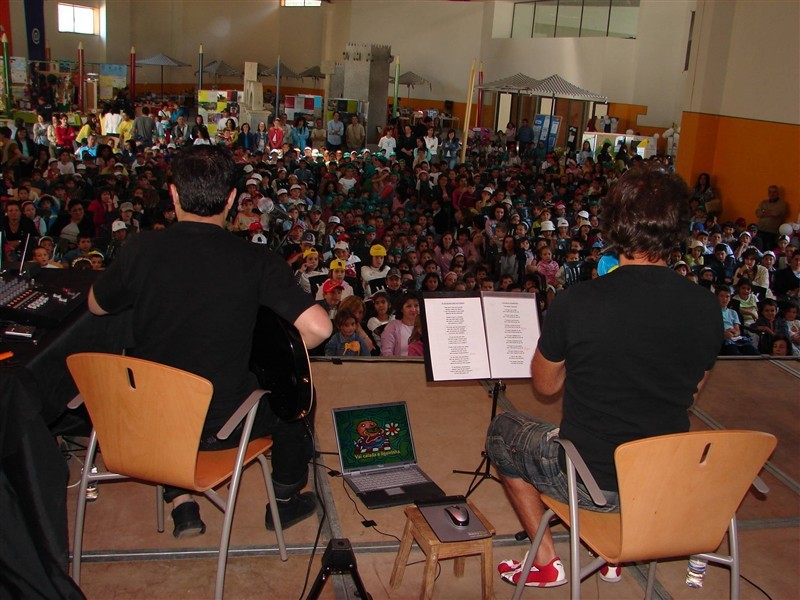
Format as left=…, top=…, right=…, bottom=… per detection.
left=729, top=516, right=740, bottom=600
left=71, top=429, right=98, bottom=585
left=512, top=509, right=554, bottom=600
left=258, top=454, right=288, bottom=561
left=156, top=485, right=165, bottom=533
left=644, top=561, right=657, bottom=600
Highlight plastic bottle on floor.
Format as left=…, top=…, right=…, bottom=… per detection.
left=685, top=556, right=707, bottom=588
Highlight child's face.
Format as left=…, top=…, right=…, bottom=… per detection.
left=33, top=248, right=49, bottom=265
left=762, top=305, right=777, bottom=319
left=784, top=307, right=797, bottom=321
left=702, top=271, right=714, bottom=281
left=737, top=285, right=751, bottom=298
left=374, top=297, right=388, bottom=314
left=540, top=249, right=552, bottom=261
left=340, top=318, right=357, bottom=337
left=305, top=254, right=319, bottom=269
left=772, top=339, right=788, bottom=356
left=717, top=291, right=731, bottom=308
left=90, top=256, right=104, bottom=269
left=330, top=268, right=345, bottom=281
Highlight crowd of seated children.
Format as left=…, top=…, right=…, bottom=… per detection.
left=10, top=97, right=798, bottom=358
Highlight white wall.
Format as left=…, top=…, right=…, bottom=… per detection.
left=686, top=0, right=800, bottom=125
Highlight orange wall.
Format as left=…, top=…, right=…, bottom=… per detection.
left=676, top=111, right=799, bottom=224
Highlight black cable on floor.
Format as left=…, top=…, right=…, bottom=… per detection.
left=741, top=573, right=773, bottom=600
left=339, top=477, right=401, bottom=543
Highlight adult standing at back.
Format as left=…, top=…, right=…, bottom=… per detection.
left=755, top=185, right=787, bottom=250
left=345, top=115, right=365, bottom=152
left=326, top=111, right=344, bottom=153
left=486, top=165, right=722, bottom=588
left=133, top=106, right=156, bottom=148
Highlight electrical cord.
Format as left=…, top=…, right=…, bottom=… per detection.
left=296, top=416, right=328, bottom=600
left=740, top=574, right=772, bottom=600
left=339, top=477, right=402, bottom=543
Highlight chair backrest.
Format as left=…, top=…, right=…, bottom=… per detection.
left=615, top=430, right=776, bottom=562
left=67, top=352, right=214, bottom=491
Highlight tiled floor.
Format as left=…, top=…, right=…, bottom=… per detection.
left=67, top=359, right=799, bottom=599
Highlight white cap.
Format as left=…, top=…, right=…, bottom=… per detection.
left=243, top=164, right=254, bottom=173
left=334, top=241, right=349, bottom=250
left=250, top=173, right=263, bottom=181
left=246, top=179, right=258, bottom=187
left=111, top=220, right=127, bottom=232
left=557, top=218, right=569, bottom=228
left=577, top=210, right=590, bottom=219
left=540, top=220, right=555, bottom=232
left=290, top=184, right=302, bottom=191
left=328, top=216, right=341, bottom=225
left=277, top=188, right=288, bottom=195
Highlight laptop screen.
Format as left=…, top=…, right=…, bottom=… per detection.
left=333, top=402, right=417, bottom=473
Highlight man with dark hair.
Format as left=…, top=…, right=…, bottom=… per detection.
left=88, top=145, right=332, bottom=538
left=132, top=106, right=156, bottom=148
left=486, top=165, right=722, bottom=588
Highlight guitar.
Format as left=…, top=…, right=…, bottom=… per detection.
left=249, top=307, right=314, bottom=421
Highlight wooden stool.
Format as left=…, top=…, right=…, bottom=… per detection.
left=390, top=501, right=495, bottom=600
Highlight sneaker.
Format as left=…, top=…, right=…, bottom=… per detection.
left=599, top=564, right=622, bottom=583
left=497, top=552, right=527, bottom=575
left=500, top=557, right=567, bottom=588
left=266, top=492, right=317, bottom=531
left=171, top=500, right=206, bottom=539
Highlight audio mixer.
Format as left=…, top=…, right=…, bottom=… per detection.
left=0, top=273, right=85, bottom=327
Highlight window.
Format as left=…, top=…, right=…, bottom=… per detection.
left=281, top=0, right=322, bottom=6
left=58, top=3, right=97, bottom=35
left=510, top=0, right=639, bottom=39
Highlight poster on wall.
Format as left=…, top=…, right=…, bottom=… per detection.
left=9, top=57, right=28, bottom=85
left=198, top=90, right=241, bottom=135
left=533, top=114, right=562, bottom=152
left=98, top=64, right=127, bottom=101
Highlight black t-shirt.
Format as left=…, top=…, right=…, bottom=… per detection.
left=92, top=221, right=314, bottom=435
left=537, top=265, right=722, bottom=491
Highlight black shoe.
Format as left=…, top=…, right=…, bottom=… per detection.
left=266, top=492, right=317, bottom=531
left=172, top=500, right=206, bottom=539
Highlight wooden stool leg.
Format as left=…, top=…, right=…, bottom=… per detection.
left=390, top=518, right=415, bottom=588
left=453, top=556, right=465, bottom=577
left=421, top=547, right=439, bottom=600
left=481, top=540, right=493, bottom=600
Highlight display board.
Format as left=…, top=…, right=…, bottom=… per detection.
left=198, top=89, right=241, bottom=135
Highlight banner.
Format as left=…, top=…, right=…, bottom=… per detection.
left=24, top=0, right=45, bottom=61
left=0, top=0, right=11, bottom=53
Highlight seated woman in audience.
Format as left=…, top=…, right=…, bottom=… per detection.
left=691, top=172, right=715, bottom=206
left=325, top=309, right=370, bottom=357
left=717, top=286, right=760, bottom=355
left=381, top=292, right=420, bottom=357
left=734, top=248, right=772, bottom=295
left=338, top=295, right=375, bottom=355
left=434, top=231, right=460, bottom=273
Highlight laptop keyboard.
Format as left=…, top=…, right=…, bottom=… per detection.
left=349, top=468, right=428, bottom=492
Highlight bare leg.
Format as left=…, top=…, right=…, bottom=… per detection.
left=501, top=475, right=557, bottom=565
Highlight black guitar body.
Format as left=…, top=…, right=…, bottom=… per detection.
left=249, top=307, right=314, bottom=421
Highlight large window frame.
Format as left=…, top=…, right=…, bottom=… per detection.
left=57, top=3, right=98, bottom=35
left=512, top=0, right=639, bottom=39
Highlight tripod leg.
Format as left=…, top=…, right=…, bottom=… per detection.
left=305, top=566, right=332, bottom=600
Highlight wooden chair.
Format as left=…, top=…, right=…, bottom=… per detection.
left=512, top=430, right=777, bottom=600
left=67, top=352, right=289, bottom=600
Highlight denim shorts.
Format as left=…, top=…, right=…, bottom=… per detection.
left=486, top=411, right=619, bottom=513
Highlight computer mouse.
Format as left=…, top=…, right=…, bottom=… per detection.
left=445, top=505, right=469, bottom=527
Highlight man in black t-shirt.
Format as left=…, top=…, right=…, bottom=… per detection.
left=89, top=145, right=331, bottom=538
left=486, top=166, right=722, bottom=588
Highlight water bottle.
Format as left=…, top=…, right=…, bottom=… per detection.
left=685, top=556, right=707, bottom=588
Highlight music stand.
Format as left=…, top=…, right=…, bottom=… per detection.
left=419, top=292, right=540, bottom=498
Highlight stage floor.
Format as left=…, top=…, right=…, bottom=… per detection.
left=67, top=358, right=800, bottom=599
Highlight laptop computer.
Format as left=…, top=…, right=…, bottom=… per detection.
left=332, top=401, right=445, bottom=509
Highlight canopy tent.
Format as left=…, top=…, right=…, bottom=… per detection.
left=478, top=73, right=540, bottom=94
left=525, top=74, right=607, bottom=102
left=135, top=53, right=191, bottom=96
left=196, top=60, right=242, bottom=78
left=388, top=71, right=432, bottom=97
left=257, top=63, right=302, bottom=79
left=299, top=65, right=326, bottom=81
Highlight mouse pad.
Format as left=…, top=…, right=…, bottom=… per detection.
left=418, top=502, right=492, bottom=543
